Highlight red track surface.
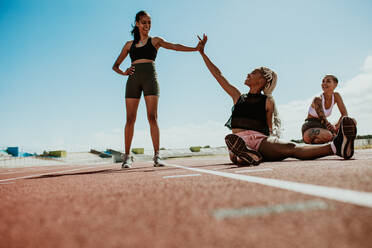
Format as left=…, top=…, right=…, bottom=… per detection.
left=1, top=149, right=372, bottom=248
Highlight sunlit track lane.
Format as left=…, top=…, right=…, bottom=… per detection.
left=0, top=151, right=372, bottom=248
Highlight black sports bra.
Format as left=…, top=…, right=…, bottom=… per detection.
left=129, top=37, right=157, bottom=62
left=225, top=93, right=269, bottom=135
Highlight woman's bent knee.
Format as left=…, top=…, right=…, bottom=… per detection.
left=303, top=133, right=311, bottom=144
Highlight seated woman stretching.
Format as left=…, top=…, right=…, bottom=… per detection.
left=302, top=75, right=353, bottom=144
left=197, top=34, right=357, bottom=166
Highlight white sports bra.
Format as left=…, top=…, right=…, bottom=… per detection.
left=308, top=93, right=335, bottom=118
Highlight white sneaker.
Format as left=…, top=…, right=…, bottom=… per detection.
left=121, top=154, right=133, bottom=168
left=153, top=153, right=166, bottom=167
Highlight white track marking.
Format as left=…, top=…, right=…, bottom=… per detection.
left=163, top=174, right=201, bottom=179
left=213, top=199, right=329, bottom=220
left=167, top=163, right=372, bottom=209
left=157, top=170, right=189, bottom=175
left=235, top=168, right=273, bottom=173
left=0, top=171, right=18, bottom=175
left=0, top=165, right=112, bottom=182
left=0, top=167, right=66, bottom=175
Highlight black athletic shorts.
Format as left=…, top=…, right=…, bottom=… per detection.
left=301, top=118, right=327, bottom=135
left=125, top=62, right=159, bottom=98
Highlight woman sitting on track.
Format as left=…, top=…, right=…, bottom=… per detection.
left=197, top=34, right=357, bottom=166
left=302, top=75, right=353, bottom=144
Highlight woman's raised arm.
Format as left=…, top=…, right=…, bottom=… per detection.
left=153, top=37, right=199, bottom=52
left=198, top=34, right=240, bottom=103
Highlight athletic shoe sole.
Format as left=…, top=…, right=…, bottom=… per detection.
left=225, top=134, right=263, bottom=166
left=154, top=164, right=165, bottom=167
left=154, top=157, right=166, bottom=167
left=121, top=163, right=132, bottom=169
left=340, top=117, right=357, bottom=159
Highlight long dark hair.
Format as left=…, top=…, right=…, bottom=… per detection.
left=131, top=10, right=149, bottom=45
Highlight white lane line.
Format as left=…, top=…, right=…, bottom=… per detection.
left=0, top=167, right=65, bottom=175
left=0, top=172, right=17, bottom=175
left=213, top=199, right=329, bottom=220
left=0, top=182, right=15, bottom=185
left=163, top=174, right=201, bottom=179
left=0, top=165, right=112, bottom=182
left=167, top=163, right=372, bottom=209
left=157, top=170, right=189, bottom=175
left=235, top=168, right=273, bottom=173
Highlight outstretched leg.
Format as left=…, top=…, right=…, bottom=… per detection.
left=259, top=137, right=333, bottom=161
left=260, top=116, right=357, bottom=161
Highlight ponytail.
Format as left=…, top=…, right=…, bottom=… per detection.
left=131, top=10, right=148, bottom=46
left=261, top=67, right=282, bottom=137
left=131, top=26, right=140, bottom=46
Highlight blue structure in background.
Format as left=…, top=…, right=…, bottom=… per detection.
left=21, top=152, right=35, bottom=157
left=2, top=147, right=36, bottom=157
left=6, top=147, right=19, bottom=157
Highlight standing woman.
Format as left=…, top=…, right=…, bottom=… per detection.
left=113, top=11, right=200, bottom=168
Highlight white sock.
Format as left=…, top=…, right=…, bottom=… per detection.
left=330, top=142, right=337, bottom=154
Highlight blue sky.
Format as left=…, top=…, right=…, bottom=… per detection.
left=1, top=0, right=372, bottom=152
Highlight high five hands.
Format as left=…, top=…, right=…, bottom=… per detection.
left=197, top=34, right=208, bottom=54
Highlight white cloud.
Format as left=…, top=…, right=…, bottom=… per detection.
left=362, top=56, right=372, bottom=72
left=279, top=55, right=372, bottom=140
left=160, top=121, right=227, bottom=149
left=80, top=121, right=227, bottom=152
left=278, top=99, right=312, bottom=140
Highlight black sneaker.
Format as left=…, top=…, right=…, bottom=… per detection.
left=225, top=134, right=263, bottom=166
left=332, top=117, right=357, bottom=159
left=228, top=150, right=238, bottom=164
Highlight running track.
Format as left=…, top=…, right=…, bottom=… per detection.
left=1, top=149, right=372, bottom=248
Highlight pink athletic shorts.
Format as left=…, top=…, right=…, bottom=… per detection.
left=234, top=130, right=268, bottom=151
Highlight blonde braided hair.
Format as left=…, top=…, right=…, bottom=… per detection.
left=260, top=67, right=281, bottom=137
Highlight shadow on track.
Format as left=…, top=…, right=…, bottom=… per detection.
left=26, top=166, right=154, bottom=179
left=26, top=161, right=252, bottom=180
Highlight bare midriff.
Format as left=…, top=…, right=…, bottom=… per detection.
left=307, top=114, right=319, bottom=119
left=232, top=128, right=247, bottom=134
left=132, top=59, right=154, bottom=65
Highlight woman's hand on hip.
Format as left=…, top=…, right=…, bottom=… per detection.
left=124, top=66, right=135, bottom=76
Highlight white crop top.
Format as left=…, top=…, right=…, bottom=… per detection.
left=308, top=93, right=335, bottom=118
